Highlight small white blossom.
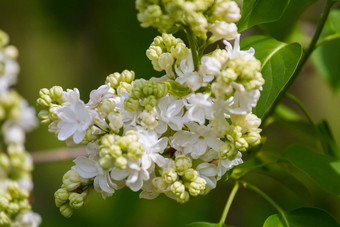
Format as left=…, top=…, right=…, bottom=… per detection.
left=183, top=93, right=214, bottom=124
left=209, top=21, right=238, bottom=42
left=14, top=211, right=42, bottom=227
left=62, top=88, right=80, bottom=104
left=156, top=95, right=185, bottom=134
left=199, top=56, right=221, bottom=76
left=87, top=83, right=114, bottom=108
left=171, top=123, right=223, bottom=159
left=196, top=163, right=218, bottom=189
left=224, top=34, right=255, bottom=59
left=57, top=100, right=97, bottom=144
left=217, top=151, right=243, bottom=180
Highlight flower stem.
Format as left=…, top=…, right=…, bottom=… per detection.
left=262, top=0, right=334, bottom=125
left=241, top=181, right=289, bottom=227
left=285, top=93, right=316, bottom=126
left=31, top=147, right=87, bottom=163
left=185, top=28, right=199, bottom=71
left=219, top=181, right=239, bottom=226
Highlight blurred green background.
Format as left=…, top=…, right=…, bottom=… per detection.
left=1, top=0, right=340, bottom=226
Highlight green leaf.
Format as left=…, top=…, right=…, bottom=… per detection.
left=312, top=10, right=340, bottom=91
left=186, top=222, right=231, bottom=227
left=162, top=81, right=192, bottom=97
left=238, top=0, right=290, bottom=32
left=260, top=0, right=317, bottom=41
left=263, top=207, right=340, bottom=227
left=317, top=120, right=340, bottom=159
left=241, top=36, right=302, bottom=118
left=281, top=145, right=340, bottom=195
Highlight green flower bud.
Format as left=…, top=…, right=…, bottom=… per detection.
left=146, top=45, right=162, bottom=60
left=117, top=82, right=133, bottom=95
left=115, top=156, right=127, bottom=169
left=0, top=196, right=9, bottom=211
left=68, top=192, right=84, bottom=209
left=221, top=68, right=237, bottom=84
left=171, top=42, right=188, bottom=60
left=106, top=72, right=122, bottom=88
left=38, top=109, right=50, bottom=124
left=121, top=70, right=135, bottom=83
left=143, top=95, right=157, bottom=111
left=39, top=88, right=50, bottom=97
left=0, top=153, right=10, bottom=173
left=49, top=86, right=63, bottom=101
left=18, top=199, right=30, bottom=212
left=99, top=155, right=113, bottom=170
left=124, top=97, right=140, bottom=112
left=60, top=204, right=74, bottom=218
left=54, top=188, right=69, bottom=207
left=176, top=191, right=190, bottom=204
left=235, top=137, right=248, bottom=152
left=154, top=83, right=168, bottom=98
left=246, top=132, right=261, bottom=147
left=158, top=53, right=174, bottom=70
left=0, top=30, right=9, bottom=48
left=7, top=202, right=20, bottom=215
left=183, top=169, right=198, bottom=181
left=98, top=98, right=116, bottom=113
left=188, top=177, right=206, bottom=196
left=62, top=170, right=81, bottom=191
left=170, top=181, right=185, bottom=198
left=37, top=95, right=52, bottom=107
left=0, top=211, right=10, bottom=227
left=175, top=156, right=192, bottom=175
left=226, top=125, right=242, bottom=141
left=101, top=134, right=115, bottom=147
left=162, top=168, right=178, bottom=184
left=219, top=141, right=238, bottom=161
left=127, top=141, right=144, bottom=160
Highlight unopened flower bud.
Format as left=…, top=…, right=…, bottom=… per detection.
left=143, top=95, right=157, bottom=111
left=121, top=70, right=135, bottom=83
left=176, top=191, right=190, bottom=204
left=99, top=155, right=113, bottom=170
left=60, top=204, right=74, bottom=218
left=54, top=188, right=69, bottom=207
left=188, top=177, right=206, bottom=196
left=235, top=137, right=248, bottom=152
left=117, top=82, right=132, bottom=95
left=162, top=168, right=178, bottom=184
left=219, top=141, right=238, bottom=160
left=246, top=132, right=261, bottom=147
left=170, top=181, right=185, bottom=197
left=0, top=30, right=9, bottom=48
left=115, top=156, right=127, bottom=169
left=62, top=170, right=81, bottom=191
left=106, top=72, right=121, bottom=88
left=183, top=169, right=198, bottom=181
left=158, top=53, right=174, bottom=70
left=50, top=86, right=63, bottom=101
left=68, top=192, right=84, bottom=209
left=127, top=141, right=143, bottom=160
left=124, top=97, right=140, bottom=112
left=174, top=156, right=192, bottom=175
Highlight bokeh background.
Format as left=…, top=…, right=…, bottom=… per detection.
left=1, top=0, right=340, bottom=226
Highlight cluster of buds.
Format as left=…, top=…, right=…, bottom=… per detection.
left=0, top=30, right=40, bottom=226
left=37, top=0, right=264, bottom=218
left=136, top=0, right=240, bottom=40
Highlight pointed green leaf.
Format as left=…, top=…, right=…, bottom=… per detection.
left=263, top=207, right=340, bottom=227
left=238, top=0, right=290, bottom=32
left=260, top=0, right=317, bottom=41
left=312, top=10, right=340, bottom=92
left=281, top=145, right=340, bottom=195
left=162, top=81, right=192, bottom=97
left=241, top=36, right=302, bottom=118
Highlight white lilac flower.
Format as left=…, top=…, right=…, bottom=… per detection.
left=57, top=100, right=97, bottom=144
left=0, top=51, right=19, bottom=95
left=139, top=129, right=168, bottom=169
left=155, top=95, right=185, bottom=135
left=62, top=88, right=80, bottom=104
left=226, top=83, right=261, bottom=115
left=115, top=92, right=139, bottom=128
left=14, top=211, right=42, bottom=227
left=224, top=34, right=255, bottom=59
left=87, top=83, right=114, bottom=108
left=175, top=50, right=202, bottom=91
left=196, top=163, right=218, bottom=189
left=183, top=93, right=214, bottom=124
left=199, top=56, right=222, bottom=77
left=209, top=21, right=238, bottom=42
left=111, top=159, right=150, bottom=192
left=73, top=156, right=117, bottom=197
left=217, top=151, right=243, bottom=180
left=171, top=123, right=223, bottom=159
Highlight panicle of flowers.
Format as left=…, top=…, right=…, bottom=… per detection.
left=0, top=30, right=41, bottom=227
left=37, top=0, right=264, bottom=218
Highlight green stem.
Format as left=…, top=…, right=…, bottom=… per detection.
left=261, top=0, right=334, bottom=125
left=241, top=181, right=289, bottom=227
left=219, top=182, right=239, bottom=226
left=285, top=93, right=316, bottom=126
left=316, top=33, right=340, bottom=48
left=185, top=28, right=199, bottom=71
